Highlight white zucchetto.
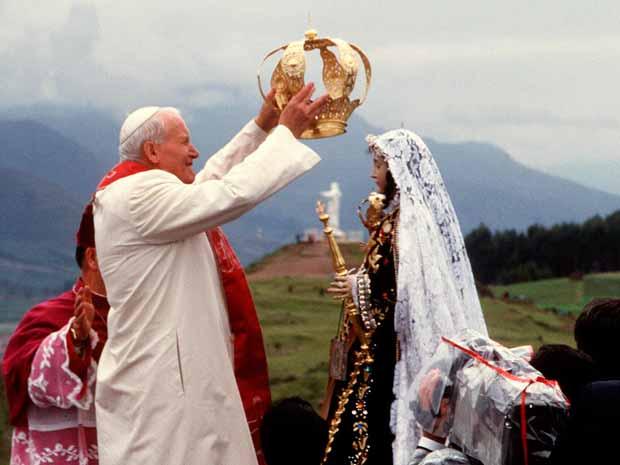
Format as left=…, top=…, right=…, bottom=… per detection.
left=120, top=106, right=161, bottom=144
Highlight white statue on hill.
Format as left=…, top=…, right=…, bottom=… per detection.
left=321, top=182, right=345, bottom=239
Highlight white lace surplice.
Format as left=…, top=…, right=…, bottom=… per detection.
left=367, top=130, right=488, bottom=465
left=11, top=320, right=100, bottom=465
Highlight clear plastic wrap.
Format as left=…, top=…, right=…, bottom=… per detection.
left=419, top=448, right=472, bottom=465
left=509, top=345, right=534, bottom=362
left=411, top=330, right=569, bottom=465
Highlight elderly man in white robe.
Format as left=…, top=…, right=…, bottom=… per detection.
left=93, top=84, right=328, bottom=465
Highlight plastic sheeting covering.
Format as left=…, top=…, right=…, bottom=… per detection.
left=419, top=448, right=472, bottom=465
left=411, top=330, right=569, bottom=465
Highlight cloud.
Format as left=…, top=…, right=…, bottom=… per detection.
left=442, top=105, right=620, bottom=130
left=370, top=36, right=620, bottom=68
left=0, top=1, right=100, bottom=105
left=1, top=0, right=620, bottom=171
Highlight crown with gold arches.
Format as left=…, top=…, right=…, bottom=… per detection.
left=258, top=28, right=372, bottom=139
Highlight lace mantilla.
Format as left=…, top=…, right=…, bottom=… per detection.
left=367, top=130, right=488, bottom=465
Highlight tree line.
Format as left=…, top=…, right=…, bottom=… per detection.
left=465, top=210, right=620, bottom=284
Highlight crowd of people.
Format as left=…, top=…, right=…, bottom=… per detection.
left=258, top=300, right=620, bottom=465
left=1, top=80, right=618, bottom=465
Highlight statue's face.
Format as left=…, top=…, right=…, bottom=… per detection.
left=371, top=152, right=389, bottom=193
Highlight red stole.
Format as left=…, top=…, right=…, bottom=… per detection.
left=2, top=279, right=109, bottom=427
left=98, top=161, right=271, bottom=461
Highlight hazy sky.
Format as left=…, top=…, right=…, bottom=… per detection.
left=1, top=0, right=619, bottom=178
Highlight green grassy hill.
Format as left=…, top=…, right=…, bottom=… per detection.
left=251, top=276, right=576, bottom=408
left=245, top=242, right=591, bottom=407
left=491, top=272, right=620, bottom=315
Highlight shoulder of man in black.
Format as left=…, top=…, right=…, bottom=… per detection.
left=550, top=379, right=620, bottom=465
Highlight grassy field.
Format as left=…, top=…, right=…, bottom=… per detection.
left=251, top=277, right=342, bottom=406
left=252, top=276, right=575, bottom=408
left=491, top=272, right=620, bottom=315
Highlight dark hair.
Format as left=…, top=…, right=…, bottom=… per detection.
left=574, top=299, right=620, bottom=378
left=260, top=397, right=328, bottom=465
left=383, top=170, right=397, bottom=207
left=530, top=344, right=597, bottom=401
left=75, top=246, right=86, bottom=269
left=369, top=148, right=398, bottom=207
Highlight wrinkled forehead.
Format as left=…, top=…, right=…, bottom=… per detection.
left=162, top=112, right=189, bottom=137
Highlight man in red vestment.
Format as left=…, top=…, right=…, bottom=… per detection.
left=2, top=204, right=109, bottom=464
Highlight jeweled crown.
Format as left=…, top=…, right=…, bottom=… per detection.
left=258, top=28, right=372, bottom=139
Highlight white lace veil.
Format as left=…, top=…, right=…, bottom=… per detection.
left=366, top=130, right=488, bottom=465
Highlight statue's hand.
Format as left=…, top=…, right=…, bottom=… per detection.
left=326, top=274, right=353, bottom=301
left=316, top=200, right=326, bottom=217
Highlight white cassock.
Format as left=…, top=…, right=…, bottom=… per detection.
left=93, top=121, right=320, bottom=465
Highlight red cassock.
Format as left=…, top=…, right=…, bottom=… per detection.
left=208, top=228, right=272, bottom=464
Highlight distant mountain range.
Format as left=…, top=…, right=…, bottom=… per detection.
left=1, top=103, right=619, bottom=291
left=0, top=165, right=81, bottom=289
left=546, top=160, right=620, bottom=197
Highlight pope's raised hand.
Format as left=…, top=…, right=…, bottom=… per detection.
left=279, top=83, right=330, bottom=138
left=72, top=286, right=95, bottom=342
left=255, top=88, right=281, bottom=132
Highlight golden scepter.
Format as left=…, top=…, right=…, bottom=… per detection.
left=315, top=200, right=370, bottom=419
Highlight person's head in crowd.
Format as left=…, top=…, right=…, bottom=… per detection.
left=530, top=344, right=597, bottom=401
left=574, top=298, right=620, bottom=378
left=260, top=397, right=328, bottom=465
left=75, top=202, right=106, bottom=295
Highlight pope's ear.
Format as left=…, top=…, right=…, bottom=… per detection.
left=143, top=140, right=159, bottom=164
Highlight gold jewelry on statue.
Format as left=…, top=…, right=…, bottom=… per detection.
left=317, top=201, right=370, bottom=351
left=357, top=192, right=386, bottom=232
left=258, top=28, right=372, bottom=139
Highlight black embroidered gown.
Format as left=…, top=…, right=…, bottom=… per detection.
left=324, top=209, right=399, bottom=465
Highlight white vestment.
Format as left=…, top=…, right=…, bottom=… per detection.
left=93, top=121, right=320, bottom=465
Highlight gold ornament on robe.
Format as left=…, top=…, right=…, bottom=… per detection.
left=258, top=28, right=372, bottom=139
left=357, top=192, right=385, bottom=231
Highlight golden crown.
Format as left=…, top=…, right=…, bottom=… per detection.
left=258, top=28, right=372, bottom=139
